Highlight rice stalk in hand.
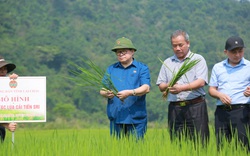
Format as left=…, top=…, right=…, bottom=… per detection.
left=68, top=58, right=118, bottom=96
left=158, top=53, right=200, bottom=99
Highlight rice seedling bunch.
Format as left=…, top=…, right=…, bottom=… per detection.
left=68, top=58, right=118, bottom=95
left=159, top=53, right=200, bottom=99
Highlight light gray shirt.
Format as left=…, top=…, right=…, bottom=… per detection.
left=156, top=51, right=208, bottom=101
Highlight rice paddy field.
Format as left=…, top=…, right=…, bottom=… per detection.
left=1, top=128, right=249, bottom=156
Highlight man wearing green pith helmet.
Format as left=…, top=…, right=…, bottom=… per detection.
left=100, top=37, right=151, bottom=139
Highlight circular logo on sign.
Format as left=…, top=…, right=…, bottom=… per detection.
left=9, top=80, right=18, bottom=88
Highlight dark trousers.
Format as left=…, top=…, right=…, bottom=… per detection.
left=168, top=100, right=209, bottom=145
left=0, top=125, right=6, bottom=142
left=215, top=105, right=250, bottom=151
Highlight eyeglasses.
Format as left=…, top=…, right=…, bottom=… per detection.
left=115, top=50, right=128, bottom=56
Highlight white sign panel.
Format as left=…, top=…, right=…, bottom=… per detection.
left=0, top=76, right=46, bottom=123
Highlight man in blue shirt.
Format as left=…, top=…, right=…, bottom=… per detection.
left=209, top=36, right=250, bottom=151
left=156, top=30, right=209, bottom=145
left=100, top=37, right=150, bottom=139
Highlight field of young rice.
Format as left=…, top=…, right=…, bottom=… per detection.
left=1, top=128, right=249, bottom=156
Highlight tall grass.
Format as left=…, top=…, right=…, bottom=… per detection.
left=1, top=128, right=248, bottom=156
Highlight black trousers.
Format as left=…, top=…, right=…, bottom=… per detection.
left=0, top=125, right=6, bottom=142
left=215, top=104, right=250, bottom=151
left=168, top=99, right=209, bottom=144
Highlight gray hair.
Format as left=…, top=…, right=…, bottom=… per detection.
left=170, top=30, right=189, bottom=42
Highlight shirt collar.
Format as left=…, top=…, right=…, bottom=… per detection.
left=114, top=58, right=137, bottom=68
left=171, top=50, right=192, bottom=62
left=223, top=57, right=246, bottom=67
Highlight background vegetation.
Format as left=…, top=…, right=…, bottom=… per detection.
left=1, top=0, right=250, bottom=129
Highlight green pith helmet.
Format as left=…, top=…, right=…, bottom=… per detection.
left=111, top=37, right=137, bottom=52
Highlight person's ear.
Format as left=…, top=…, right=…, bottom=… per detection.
left=224, top=50, right=227, bottom=54
left=187, top=41, right=190, bottom=48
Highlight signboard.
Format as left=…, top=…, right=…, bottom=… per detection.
left=0, top=76, right=46, bottom=123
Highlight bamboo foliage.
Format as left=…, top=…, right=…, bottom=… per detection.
left=158, top=53, right=201, bottom=99
left=68, top=58, right=118, bottom=95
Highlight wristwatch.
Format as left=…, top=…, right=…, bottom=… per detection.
left=133, top=89, right=136, bottom=96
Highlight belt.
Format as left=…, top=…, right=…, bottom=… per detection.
left=217, top=104, right=250, bottom=111
left=170, top=96, right=205, bottom=106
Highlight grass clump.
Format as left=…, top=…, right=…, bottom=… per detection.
left=68, top=58, right=118, bottom=95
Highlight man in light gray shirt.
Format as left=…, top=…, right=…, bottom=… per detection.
left=156, top=30, right=209, bottom=145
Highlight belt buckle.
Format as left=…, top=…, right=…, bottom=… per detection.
left=180, top=101, right=186, bottom=106
left=224, top=105, right=232, bottom=111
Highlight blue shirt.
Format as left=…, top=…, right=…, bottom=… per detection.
left=156, top=51, right=208, bottom=101
left=103, top=59, right=150, bottom=124
left=209, top=58, right=250, bottom=105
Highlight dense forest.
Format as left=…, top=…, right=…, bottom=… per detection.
left=1, top=0, right=250, bottom=129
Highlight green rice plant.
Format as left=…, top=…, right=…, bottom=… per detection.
left=68, top=58, right=118, bottom=95
left=1, top=127, right=249, bottom=156
left=158, top=53, right=201, bottom=99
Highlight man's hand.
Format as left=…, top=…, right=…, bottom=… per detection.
left=168, top=84, right=183, bottom=94
left=117, top=90, right=132, bottom=101
left=244, top=86, right=250, bottom=97
left=6, top=123, right=17, bottom=132
left=9, top=73, right=18, bottom=79
left=218, top=93, right=232, bottom=105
